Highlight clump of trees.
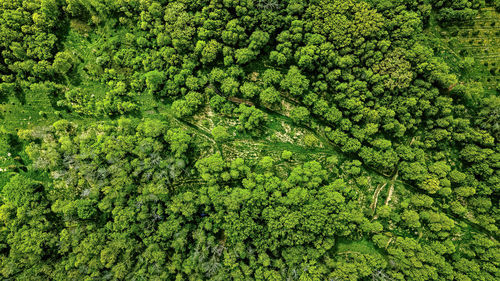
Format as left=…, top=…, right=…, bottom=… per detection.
left=235, top=104, right=267, bottom=132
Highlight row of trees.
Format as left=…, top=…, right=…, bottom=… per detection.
left=429, top=0, right=484, bottom=23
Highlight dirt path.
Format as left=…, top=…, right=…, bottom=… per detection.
left=370, top=182, right=387, bottom=213
left=385, top=171, right=398, bottom=206
left=385, top=237, right=393, bottom=249
left=228, top=96, right=254, bottom=106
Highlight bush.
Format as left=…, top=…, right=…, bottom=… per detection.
left=212, top=125, right=231, bottom=142
left=304, top=133, right=319, bottom=147
left=281, top=150, right=293, bottom=160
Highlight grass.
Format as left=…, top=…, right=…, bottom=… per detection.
left=335, top=238, right=383, bottom=256
left=0, top=87, right=70, bottom=133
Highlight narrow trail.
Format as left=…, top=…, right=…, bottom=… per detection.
left=370, top=182, right=387, bottom=213
left=385, top=171, right=398, bottom=206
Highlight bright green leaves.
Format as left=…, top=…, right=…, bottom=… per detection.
left=198, top=39, right=222, bottom=65
left=0, top=174, right=58, bottom=280
left=260, top=86, right=280, bottom=105
left=222, top=19, right=246, bottom=46
left=137, top=118, right=165, bottom=138
left=166, top=128, right=191, bottom=157
left=195, top=153, right=226, bottom=184
left=235, top=48, right=255, bottom=65
left=420, top=176, right=441, bottom=194
left=52, top=51, right=74, bottom=75
left=281, top=150, right=293, bottom=161
left=1, top=174, right=41, bottom=207
left=211, top=126, right=230, bottom=143
left=280, top=66, right=309, bottom=97
left=341, top=138, right=362, bottom=153
left=145, top=70, right=166, bottom=95
left=373, top=50, right=413, bottom=90
left=235, top=104, right=267, bottom=132
left=76, top=199, right=97, bottom=219
left=306, top=0, right=383, bottom=48
left=401, top=209, right=421, bottom=228
left=172, top=91, right=204, bottom=118
left=287, top=161, right=328, bottom=188
left=248, top=30, right=269, bottom=51
left=240, top=82, right=260, bottom=99
left=290, top=106, right=310, bottom=124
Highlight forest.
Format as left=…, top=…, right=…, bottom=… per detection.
left=0, top=0, right=498, bottom=280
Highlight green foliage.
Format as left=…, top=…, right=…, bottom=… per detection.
left=172, top=91, right=203, bottom=118
left=280, top=66, right=309, bottom=97
left=166, top=128, right=191, bottom=157
left=1, top=0, right=498, bottom=280
left=260, top=86, right=280, bottom=105
left=145, top=70, right=165, bottom=95
left=235, top=104, right=267, bottom=132
left=211, top=125, right=230, bottom=142
left=195, top=153, right=226, bottom=183
left=281, top=150, right=293, bottom=160
left=2, top=174, right=41, bottom=207
left=290, top=106, right=310, bottom=124
left=304, top=133, right=319, bottom=147
left=240, top=82, right=261, bottom=99
left=431, top=0, right=481, bottom=23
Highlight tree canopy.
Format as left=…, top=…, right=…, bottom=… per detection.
left=0, top=0, right=498, bottom=280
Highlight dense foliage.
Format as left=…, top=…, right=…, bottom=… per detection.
left=0, top=0, right=498, bottom=280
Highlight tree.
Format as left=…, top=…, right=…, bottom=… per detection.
left=240, top=82, right=260, bottom=99
left=341, top=138, right=361, bottom=153
left=145, top=70, right=165, bottom=95
left=290, top=106, right=310, bottom=124
left=53, top=51, right=74, bottom=75
left=280, top=66, right=309, bottom=96
left=0, top=174, right=59, bottom=279
left=235, top=48, right=255, bottom=64
left=201, top=39, right=221, bottom=64
left=172, top=92, right=203, bottom=118
left=137, top=119, right=165, bottom=138
left=421, top=176, right=440, bottom=194
left=235, top=104, right=267, bottom=132
left=221, top=77, right=240, bottom=96
left=261, top=69, right=283, bottom=86
left=211, top=126, right=230, bottom=142
left=428, top=161, right=451, bottom=178
left=166, top=128, right=191, bottom=157
left=195, top=153, right=226, bottom=183
left=3, top=1, right=499, bottom=280
left=258, top=156, right=274, bottom=171
left=260, top=86, right=280, bottom=105
left=248, top=30, right=269, bottom=51
left=304, top=134, right=319, bottom=147
left=401, top=209, right=421, bottom=228
left=281, top=150, right=293, bottom=160
left=172, top=99, right=191, bottom=118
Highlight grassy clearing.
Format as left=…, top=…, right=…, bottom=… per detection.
left=335, top=238, right=382, bottom=256
left=0, top=85, right=97, bottom=134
